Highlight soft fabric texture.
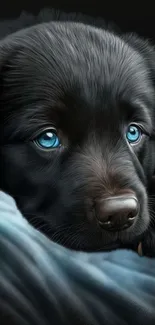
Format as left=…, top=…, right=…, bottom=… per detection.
left=0, top=191, right=155, bottom=325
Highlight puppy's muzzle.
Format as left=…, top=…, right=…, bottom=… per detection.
left=95, top=194, right=139, bottom=231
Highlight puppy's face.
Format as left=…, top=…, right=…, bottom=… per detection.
left=1, top=22, right=155, bottom=251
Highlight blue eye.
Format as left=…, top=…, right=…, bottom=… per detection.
left=35, top=129, right=61, bottom=150
left=126, top=124, right=142, bottom=144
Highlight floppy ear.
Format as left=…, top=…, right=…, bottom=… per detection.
left=0, top=30, right=28, bottom=84
left=0, top=27, right=30, bottom=76
left=0, top=32, right=27, bottom=149
left=0, top=37, right=16, bottom=118
left=0, top=33, right=23, bottom=87
left=122, top=33, right=155, bottom=179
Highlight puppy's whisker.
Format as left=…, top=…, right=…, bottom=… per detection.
left=149, top=212, right=155, bottom=227
left=51, top=222, right=90, bottom=247
left=23, top=211, right=86, bottom=231
left=51, top=225, right=86, bottom=242
left=61, top=233, right=80, bottom=248
left=52, top=222, right=87, bottom=235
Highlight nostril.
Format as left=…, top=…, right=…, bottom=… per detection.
left=127, top=203, right=139, bottom=220
left=98, top=219, right=112, bottom=229
left=128, top=213, right=136, bottom=220
left=102, top=220, right=111, bottom=225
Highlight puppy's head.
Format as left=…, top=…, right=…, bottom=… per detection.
left=1, top=22, right=155, bottom=251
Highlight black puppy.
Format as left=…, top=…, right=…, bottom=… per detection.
left=1, top=21, right=155, bottom=255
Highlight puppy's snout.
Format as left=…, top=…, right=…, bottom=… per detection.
left=95, top=194, right=139, bottom=231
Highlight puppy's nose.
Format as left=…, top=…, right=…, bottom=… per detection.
left=96, top=194, right=139, bottom=231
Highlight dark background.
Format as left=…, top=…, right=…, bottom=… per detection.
left=0, top=1, right=155, bottom=39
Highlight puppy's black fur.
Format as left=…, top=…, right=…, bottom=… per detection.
left=1, top=17, right=155, bottom=254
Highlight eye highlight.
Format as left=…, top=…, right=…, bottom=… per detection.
left=34, top=128, right=61, bottom=150
left=126, top=124, right=142, bottom=145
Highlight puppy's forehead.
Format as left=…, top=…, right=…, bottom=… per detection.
left=12, top=22, right=151, bottom=101
left=33, top=24, right=152, bottom=114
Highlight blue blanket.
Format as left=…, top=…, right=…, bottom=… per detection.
left=0, top=191, right=155, bottom=324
